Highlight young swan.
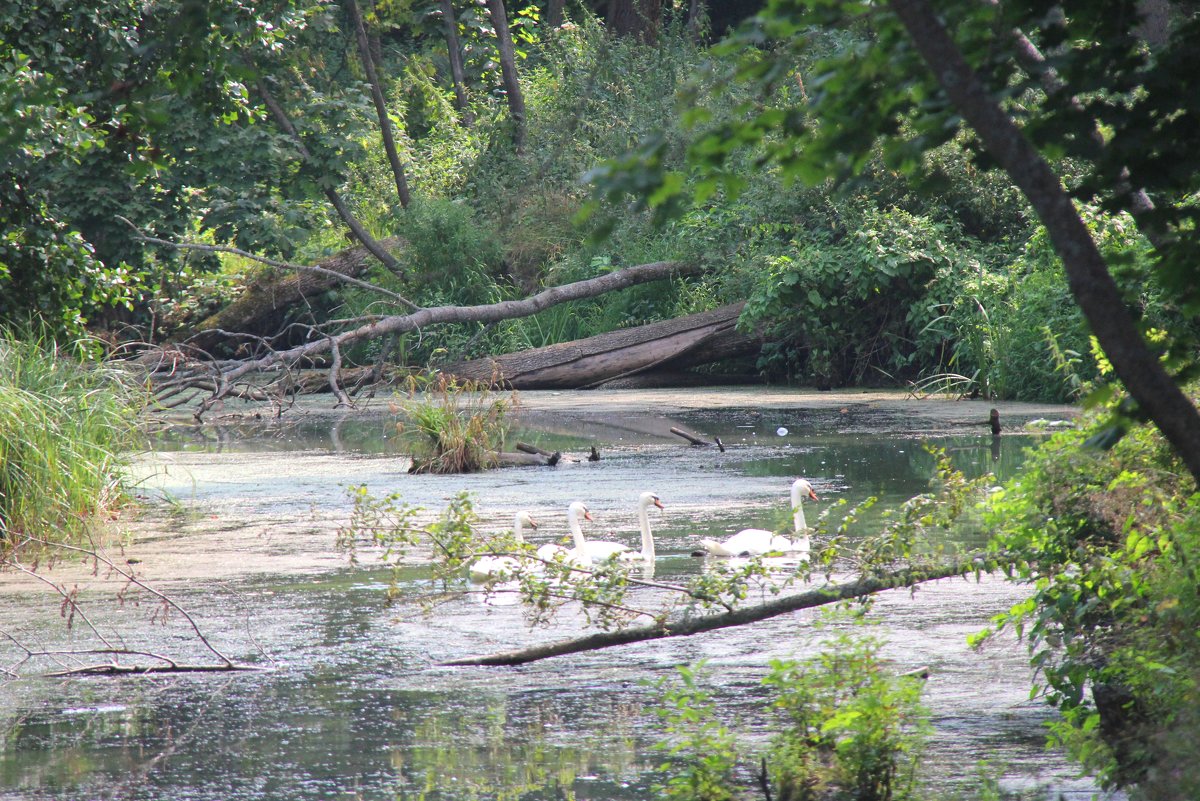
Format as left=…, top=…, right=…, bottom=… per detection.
left=699, top=479, right=817, bottom=557
left=468, top=510, right=538, bottom=582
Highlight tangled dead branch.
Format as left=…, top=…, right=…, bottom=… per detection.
left=124, top=260, right=700, bottom=419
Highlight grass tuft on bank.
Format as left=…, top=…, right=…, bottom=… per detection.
left=0, top=331, right=144, bottom=551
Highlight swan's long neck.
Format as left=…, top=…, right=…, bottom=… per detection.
left=791, top=487, right=808, bottom=532
left=513, top=514, right=526, bottom=543
left=568, top=509, right=587, bottom=549
left=638, top=502, right=655, bottom=560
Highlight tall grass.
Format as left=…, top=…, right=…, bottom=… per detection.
left=0, top=332, right=144, bottom=550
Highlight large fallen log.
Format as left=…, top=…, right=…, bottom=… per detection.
left=443, top=302, right=761, bottom=389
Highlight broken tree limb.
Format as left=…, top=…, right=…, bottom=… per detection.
left=440, top=559, right=985, bottom=666
left=670, top=426, right=712, bottom=446
left=136, top=261, right=701, bottom=418
left=515, top=442, right=555, bottom=457
left=444, top=301, right=760, bottom=389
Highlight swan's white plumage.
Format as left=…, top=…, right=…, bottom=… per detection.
left=468, top=510, right=537, bottom=582
left=615, top=491, right=663, bottom=562
left=700, top=479, right=817, bottom=557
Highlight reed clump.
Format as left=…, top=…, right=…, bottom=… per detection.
left=0, top=332, right=144, bottom=550
left=393, top=372, right=514, bottom=474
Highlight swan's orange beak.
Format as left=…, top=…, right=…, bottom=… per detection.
left=653, top=498, right=664, bottom=510
left=808, top=487, right=819, bottom=502
left=528, top=518, right=538, bottom=530
left=584, top=510, right=593, bottom=521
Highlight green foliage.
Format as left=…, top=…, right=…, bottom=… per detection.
left=652, top=625, right=928, bottom=801
left=765, top=622, right=928, bottom=801
left=393, top=372, right=513, bottom=474
left=0, top=331, right=144, bottom=548
left=654, top=662, right=740, bottom=801
left=976, top=396, right=1200, bottom=793
left=741, top=204, right=958, bottom=387
left=392, top=198, right=505, bottom=299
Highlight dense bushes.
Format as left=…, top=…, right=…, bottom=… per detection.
left=979, top=395, right=1200, bottom=794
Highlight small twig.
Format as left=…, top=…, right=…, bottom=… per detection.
left=25, top=537, right=238, bottom=668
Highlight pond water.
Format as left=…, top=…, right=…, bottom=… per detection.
left=0, top=390, right=1117, bottom=800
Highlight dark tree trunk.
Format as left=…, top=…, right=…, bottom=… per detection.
left=345, top=0, right=411, bottom=208
left=687, top=0, right=703, bottom=40
left=607, top=0, right=662, bottom=43
left=439, top=0, right=474, bottom=125
left=888, top=0, right=1200, bottom=486
left=443, top=302, right=760, bottom=389
left=547, top=0, right=565, bottom=27
left=485, top=0, right=526, bottom=152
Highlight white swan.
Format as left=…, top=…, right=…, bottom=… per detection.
left=536, top=501, right=594, bottom=567
left=615, top=491, right=664, bottom=562
left=468, top=510, right=538, bottom=582
left=700, top=478, right=818, bottom=557
left=572, top=492, right=663, bottom=562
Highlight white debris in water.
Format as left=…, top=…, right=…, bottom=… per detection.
left=776, top=427, right=788, bottom=436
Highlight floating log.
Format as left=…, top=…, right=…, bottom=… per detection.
left=443, top=302, right=762, bottom=389
left=495, top=450, right=561, bottom=467
left=670, top=426, right=713, bottom=446
left=515, top=441, right=556, bottom=457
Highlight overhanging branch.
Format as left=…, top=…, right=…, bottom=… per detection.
left=442, top=558, right=985, bottom=666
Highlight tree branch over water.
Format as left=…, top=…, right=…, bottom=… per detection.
left=442, top=558, right=987, bottom=666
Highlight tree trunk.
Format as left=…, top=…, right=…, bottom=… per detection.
left=440, top=0, right=474, bottom=125
left=888, top=0, right=1200, bottom=486
left=443, top=302, right=760, bottom=389
left=485, top=0, right=526, bottom=153
left=256, top=81, right=404, bottom=276
left=607, top=0, right=662, bottom=44
left=547, top=0, right=564, bottom=27
left=345, top=0, right=411, bottom=208
left=188, top=238, right=402, bottom=351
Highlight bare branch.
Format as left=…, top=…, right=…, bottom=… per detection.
left=133, top=260, right=700, bottom=415
left=22, top=536, right=239, bottom=668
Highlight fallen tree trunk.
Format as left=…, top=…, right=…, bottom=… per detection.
left=443, top=302, right=761, bottom=389
left=441, top=559, right=984, bottom=666
left=137, top=261, right=702, bottom=418
left=187, top=237, right=404, bottom=351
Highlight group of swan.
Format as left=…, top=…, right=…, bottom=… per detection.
left=468, top=478, right=818, bottom=582
left=469, top=492, right=662, bottom=582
